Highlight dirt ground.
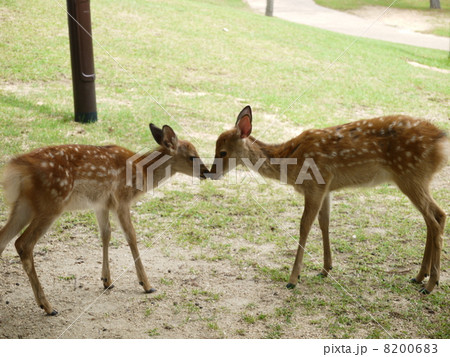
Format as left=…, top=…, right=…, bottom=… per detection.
left=0, top=179, right=326, bottom=339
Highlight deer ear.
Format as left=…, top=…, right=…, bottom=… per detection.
left=149, top=123, right=163, bottom=145
left=161, top=125, right=179, bottom=154
left=235, top=106, right=252, bottom=138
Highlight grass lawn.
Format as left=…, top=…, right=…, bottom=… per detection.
left=0, top=0, right=449, bottom=339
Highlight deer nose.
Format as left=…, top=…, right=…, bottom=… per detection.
left=205, top=159, right=222, bottom=180
left=199, top=164, right=210, bottom=180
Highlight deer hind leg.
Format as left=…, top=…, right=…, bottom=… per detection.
left=95, top=209, right=114, bottom=290
left=14, top=215, right=59, bottom=315
left=396, top=181, right=445, bottom=294
left=287, top=188, right=328, bottom=289
left=421, top=201, right=445, bottom=293
left=318, top=193, right=332, bottom=277
left=0, top=199, right=32, bottom=256
left=116, top=206, right=155, bottom=294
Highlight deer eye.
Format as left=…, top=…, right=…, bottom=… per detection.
left=219, top=151, right=227, bottom=157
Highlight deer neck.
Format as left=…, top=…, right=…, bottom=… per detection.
left=129, top=147, right=176, bottom=192
left=242, top=137, right=298, bottom=183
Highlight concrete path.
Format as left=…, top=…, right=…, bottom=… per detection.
left=245, top=0, right=449, bottom=51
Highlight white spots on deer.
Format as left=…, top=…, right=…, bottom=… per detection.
left=49, top=162, right=55, bottom=168
left=406, top=135, right=417, bottom=145
left=40, top=161, right=48, bottom=168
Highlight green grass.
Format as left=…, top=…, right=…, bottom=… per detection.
left=0, top=0, right=449, bottom=339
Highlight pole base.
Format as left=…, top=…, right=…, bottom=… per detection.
left=75, top=112, right=97, bottom=123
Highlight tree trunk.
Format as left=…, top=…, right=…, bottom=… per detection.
left=430, top=0, right=441, bottom=9
left=265, top=0, right=274, bottom=17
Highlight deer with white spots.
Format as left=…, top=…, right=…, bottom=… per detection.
left=211, top=106, right=448, bottom=294
left=0, top=124, right=209, bottom=315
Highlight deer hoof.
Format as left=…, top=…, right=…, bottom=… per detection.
left=419, top=287, right=430, bottom=295
left=47, top=310, right=58, bottom=316
left=286, top=283, right=296, bottom=289
left=104, top=284, right=114, bottom=290
left=410, top=278, right=422, bottom=284
left=145, top=288, right=157, bottom=294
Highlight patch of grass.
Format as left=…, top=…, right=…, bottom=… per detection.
left=257, top=313, right=268, bottom=321
left=191, top=289, right=220, bottom=301
left=147, top=328, right=160, bottom=337
left=58, top=274, right=76, bottom=281
left=159, top=278, right=174, bottom=286
left=265, top=324, right=283, bottom=339
left=242, top=314, right=256, bottom=324
left=275, top=306, right=294, bottom=323
left=151, top=292, right=167, bottom=301
left=257, top=265, right=290, bottom=282
left=207, top=322, right=219, bottom=330
left=235, top=329, right=246, bottom=336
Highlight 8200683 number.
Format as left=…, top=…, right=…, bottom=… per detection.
left=384, top=344, right=437, bottom=354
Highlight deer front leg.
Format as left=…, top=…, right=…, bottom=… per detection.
left=287, top=190, right=327, bottom=289
left=15, top=216, right=58, bottom=316
left=95, top=209, right=114, bottom=290
left=116, top=206, right=156, bottom=294
left=318, top=193, right=332, bottom=277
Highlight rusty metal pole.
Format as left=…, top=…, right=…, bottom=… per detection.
left=67, top=0, right=97, bottom=123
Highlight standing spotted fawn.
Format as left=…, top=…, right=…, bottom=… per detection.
left=0, top=124, right=209, bottom=315
left=211, top=106, right=448, bottom=294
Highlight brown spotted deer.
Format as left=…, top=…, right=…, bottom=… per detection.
left=211, top=106, right=448, bottom=294
left=0, top=124, right=209, bottom=315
